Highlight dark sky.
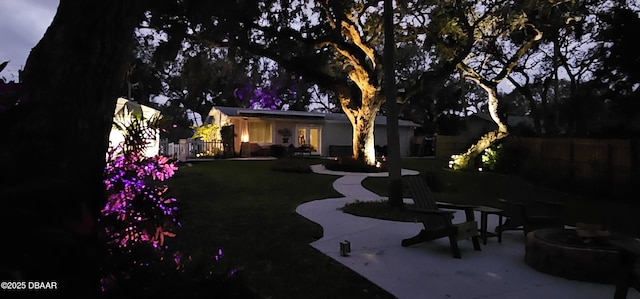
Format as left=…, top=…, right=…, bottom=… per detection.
left=0, top=0, right=59, bottom=81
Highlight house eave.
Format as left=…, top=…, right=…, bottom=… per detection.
left=210, top=106, right=419, bottom=127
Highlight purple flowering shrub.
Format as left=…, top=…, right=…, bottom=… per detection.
left=102, top=115, right=179, bottom=248
left=100, top=116, right=181, bottom=293
left=102, top=146, right=179, bottom=249
left=100, top=116, right=240, bottom=297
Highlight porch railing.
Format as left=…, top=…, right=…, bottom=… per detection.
left=160, top=138, right=224, bottom=160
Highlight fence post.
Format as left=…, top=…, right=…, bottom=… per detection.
left=178, top=139, right=188, bottom=162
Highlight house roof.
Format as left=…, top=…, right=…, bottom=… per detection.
left=210, top=106, right=419, bottom=127
left=115, top=97, right=161, bottom=119
left=214, top=106, right=325, bottom=120
left=470, top=112, right=534, bottom=128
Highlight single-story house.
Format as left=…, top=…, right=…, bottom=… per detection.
left=205, top=106, right=420, bottom=158
left=109, top=97, right=161, bottom=157
left=462, top=112, right=535, bottom=141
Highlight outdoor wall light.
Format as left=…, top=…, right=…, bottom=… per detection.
left=340, top=240, right=351, bottom=256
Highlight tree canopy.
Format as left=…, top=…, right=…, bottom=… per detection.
left=2, top=0, right=639, bottom=296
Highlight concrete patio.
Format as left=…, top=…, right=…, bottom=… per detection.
left=296, top=165, right=639, bottom=299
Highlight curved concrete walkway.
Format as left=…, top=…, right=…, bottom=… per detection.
left=295, top=165, right=638, bottom=299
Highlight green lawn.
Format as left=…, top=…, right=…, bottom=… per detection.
left=162, top=157, right=639, bottom=298
left=165, top=158, right=395, bottom=299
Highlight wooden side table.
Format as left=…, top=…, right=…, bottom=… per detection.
left=474, top=206, right=504, bottom=245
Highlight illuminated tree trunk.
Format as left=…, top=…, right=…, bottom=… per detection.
left=322, top=4, right=384, bottom=166
left=340, top=93, right=382, bottom=165
left=484, top=86, right=508, bottom=133
left=453, top=25, right=542, bottom=170
left=334, top=63, right=382, bottom=166
left=451, top=83, right=509, bottom=169
left=352, top=109, right=377, bottom=164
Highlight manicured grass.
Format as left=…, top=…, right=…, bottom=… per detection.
left=162, top=157, right=639, bottom=298
left=165, top=158, right=396, bottom=299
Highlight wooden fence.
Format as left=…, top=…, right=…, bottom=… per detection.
left=435, top=135, right=472, bottom=161
left=436, top=135, right=639, bottom=187
left=505, top=137, right=635, bottom=184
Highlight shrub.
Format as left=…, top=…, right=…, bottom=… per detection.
left=323, top=156, right=387, bottom=173
left=480, top=144, right=501, bottom=171
left=479, top=142, right=528, bottom=173
left=101, top=115, right=237, bottom=296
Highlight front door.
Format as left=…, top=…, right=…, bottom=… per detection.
left=296, top=126, right=321, bottom=155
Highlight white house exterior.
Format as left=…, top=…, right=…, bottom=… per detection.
left=109, top=97, right=162, bottom=157
left=205, top=106, right=419, bottom=157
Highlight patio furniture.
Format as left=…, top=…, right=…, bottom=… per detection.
left=401, top=175, right=481, bottom=258
left=496, top=198, right=565, bottom=235
left=242, top=142, right=270, bottom=157
left=474, top=206, right=504, bottom=244
left=495, top=177, right=566, bottom=235
left=606, top=236, right=640, bottom=299
left=291, top=144, right=313, bottom=156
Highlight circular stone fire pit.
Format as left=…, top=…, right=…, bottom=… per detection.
left=524, top=228, right=620, bottom=283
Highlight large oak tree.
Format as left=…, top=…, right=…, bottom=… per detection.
left=5, top=1, right=636, bottom=295
left=0, top=1, right=149, bottom=296
left=154, top=0, right=436, bottom=165
left=424, top=0, right=584, bottom=169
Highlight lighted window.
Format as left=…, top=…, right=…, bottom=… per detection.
left=248, top=122, right=272, bottom=143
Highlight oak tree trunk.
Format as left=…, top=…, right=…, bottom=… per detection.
left=453, top=85, right=509, bottom=169
left=0, top=1, right=146, bottom=296
left=351, top=108, right=378, bottom=165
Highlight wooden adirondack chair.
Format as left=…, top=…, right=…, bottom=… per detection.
left=495, top=177, right=565, bottom=235
left=401, top=175, right=481, bottom=258
left=496, top=198, right=565, bottom=235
